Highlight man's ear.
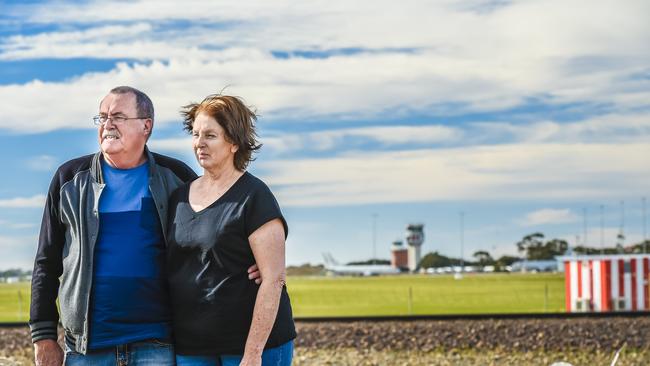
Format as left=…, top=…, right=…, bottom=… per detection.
left=144, top=119, right=153, bottom=134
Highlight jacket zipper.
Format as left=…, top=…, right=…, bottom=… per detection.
left=81, top=182, right=104, bottom=353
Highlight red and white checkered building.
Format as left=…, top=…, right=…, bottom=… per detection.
left=561, top=254, right=650, bottom=312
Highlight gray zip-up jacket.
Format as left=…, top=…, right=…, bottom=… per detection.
left=29, top=148, right=197, bottom=354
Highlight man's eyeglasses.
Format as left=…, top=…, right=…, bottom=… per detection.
left=93, top=115, right=150, bottom=126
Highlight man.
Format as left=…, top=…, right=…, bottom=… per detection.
left=30, top=86, right=260, bottom=365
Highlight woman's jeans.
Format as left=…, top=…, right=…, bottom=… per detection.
left=64, top=340, right=174, bottom=366
left=176, top=340, right=294, bottom=366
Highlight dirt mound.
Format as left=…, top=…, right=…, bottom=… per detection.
left=2, top=317, right=648, bottom=363
left=295, top=317, right=650, bottom=352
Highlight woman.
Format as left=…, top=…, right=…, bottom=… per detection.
left=166, top=93, right=296, bottom=366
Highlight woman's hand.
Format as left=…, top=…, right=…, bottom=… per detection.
left=247, top=264, right=262, bottom=285
left=239, top=354, right=262, bottom=366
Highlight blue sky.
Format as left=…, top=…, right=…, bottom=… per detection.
left=0, top=0, right=649, bottom=269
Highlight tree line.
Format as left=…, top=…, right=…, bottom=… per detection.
left=418, top=232, right=650, bottom=270
left=0, top=268, right=32, bottom=278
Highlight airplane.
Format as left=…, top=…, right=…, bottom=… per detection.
left=322, top=252, right=400, bottom=276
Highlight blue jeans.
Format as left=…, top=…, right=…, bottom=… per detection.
left=64, top=340, right=174, bottom=366
left=176, top=340, right=294, bottom=366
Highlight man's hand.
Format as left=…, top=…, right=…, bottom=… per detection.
left=247, top=264, right=262, bottom=285
left=34, top=339, right=63, bottom=366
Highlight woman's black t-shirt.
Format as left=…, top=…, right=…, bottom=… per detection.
left=166, top=171, right=296, bottom=355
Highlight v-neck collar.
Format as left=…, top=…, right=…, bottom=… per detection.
left=187, top=171, right=249, bottom=214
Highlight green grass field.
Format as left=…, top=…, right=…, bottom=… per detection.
left=0, top=283, right=30, bottom=322
left=0, top=273, right=565, bottom=321
left=288, top=273, right=565, bottom=317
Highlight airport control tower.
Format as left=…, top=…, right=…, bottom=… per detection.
left=406, top=224, right=424, bottom=272
left=390, top=240, right=408, bottom=271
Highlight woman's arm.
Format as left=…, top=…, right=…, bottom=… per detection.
left=241, top=218, right=287, bottom=366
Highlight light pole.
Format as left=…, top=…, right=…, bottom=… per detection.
left=600, top=204, right=604, bottom=254
left=643, top=197, right=647, bottom=253
left=583, top=207, right=588, bottom=248
left=617, top=200, right=625, bottom=251
left=460, top=211, right=464, bottom=272
left=372, top=213, right=377, bottom=263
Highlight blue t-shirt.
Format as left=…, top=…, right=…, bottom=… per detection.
left=88, top=160, right=171, bottom=349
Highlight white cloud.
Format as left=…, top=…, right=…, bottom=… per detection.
left=258, top=143, right=650, bottom=207
left=108, top=109, right=650, bottom=159
left=0, top=235, right=38, bottom=270
left=319, top=125, right=461, bottom=146
left=148, top=137, right=191, bottom=153
left=0, top=23, right=154, bottom=60
left=261, top=125, right=462, bottom=155
left=519, top=208, right=579, bottom=226
left=0, top=0, right=647, bottom=133
left=1, top=53, right=506, bottom=132
left=472, top=112, right=650, bottom=144
left=0, top=195, right=46, bottom=208
left=0, top=220, right=37, bottom=229
left=9, top=0, right=649, bottom=60
left=8, top=1, right=281, bottom=24
left=25, top=155, right=58, bottom=172
left=149, top=125, right=462, bottom=160
left=257, top=112, right=650, bottom=156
